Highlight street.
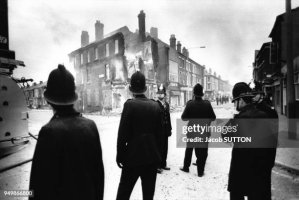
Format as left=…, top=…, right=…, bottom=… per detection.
left=0, top=103, right=298, bottom=200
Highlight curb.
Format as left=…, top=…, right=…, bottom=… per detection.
left=0, top=158, right=32, bottom=173
left=275, top=161, right=299, bottom=176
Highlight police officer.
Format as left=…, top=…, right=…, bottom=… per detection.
left=29, top=65, right=104, bottom=200
left=180, top=83, right=216, bottom=177
left=252, top=81, right=278, bottom=119
left=224, top=82, right=277, bottom=200
left=116, top=71, right=163, bottom=200
left=156, top=84, right=172, bottom=173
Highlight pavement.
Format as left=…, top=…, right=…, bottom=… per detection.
left=275, top=113, right=299, bottom=174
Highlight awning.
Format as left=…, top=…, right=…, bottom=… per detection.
left=170, top=91, right=181, bottom=96
left=180, top=87, right=193, bottom=91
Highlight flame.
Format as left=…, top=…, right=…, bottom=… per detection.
left=114, top=59, right=125, bottom=81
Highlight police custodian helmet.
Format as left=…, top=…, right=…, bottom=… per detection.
left=232, top=82, right=254, bottom=102
left=157, top=84, right=166, bottom=94
left=44, top=64, right=78, bottom=105
left=129, top=71, right=147, bottom=94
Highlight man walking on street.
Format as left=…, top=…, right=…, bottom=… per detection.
left=116, top=71, right=163, bottom=200
left=29, top=65, right=104, bottom=200
left=156, top=84, right=172, bottom=173
left=180, top=83, right=216, bottom=177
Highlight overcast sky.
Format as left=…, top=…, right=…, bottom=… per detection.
left=9, top=0, right=299, bottom=85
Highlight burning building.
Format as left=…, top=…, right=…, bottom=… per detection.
left=68, top=11, right=159, bottom=112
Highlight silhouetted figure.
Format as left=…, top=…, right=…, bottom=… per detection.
left=116, top=71, right=163, bottom=200
left=224, top=82, right=277, bottom=200
left=29, top=65, right=104, bottom=200
left=180, top=84, right=216, bottom=177
left=156, top=84, right=172, bottom=173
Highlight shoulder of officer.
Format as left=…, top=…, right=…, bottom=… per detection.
left=187, top=99, right=193, bottom=104
left=203, top=99, right=211, bottom=104
left=123, top=98, right=133, bottom=105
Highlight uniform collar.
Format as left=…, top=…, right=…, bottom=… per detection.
left=53, top=107, right=81, bottom=118
left=194, top=97, right=203, bottom=101
left=133, top=94, right=147, bottom=99
left=239, top=103, right=254, bottom=113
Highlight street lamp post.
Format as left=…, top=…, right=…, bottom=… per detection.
left=286, top=0, right=297, bottom=139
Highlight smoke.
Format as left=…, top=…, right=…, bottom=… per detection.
left=35, top=6, right=79, bottom=45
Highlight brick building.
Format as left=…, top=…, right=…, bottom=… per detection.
left=155, top=34, right=205, bottom=106
left=253, top=7, right=299, bottom=116
left=203, top=69, right=232, bottom=101
left=23, top=81, right=48, bottom=109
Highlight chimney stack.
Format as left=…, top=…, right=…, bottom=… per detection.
left=81, top=31, right=89, bottom=47
left=177, top=41, right=182, bottom=53
left=138, top=10, right=146, bottom=42
left=182, top=47, right=187, bottom=56
left=150, top=27, right=158, bottom=38
left=170, top=34, right=176, bottom=49
left=95, top=20, right=104, bottom=41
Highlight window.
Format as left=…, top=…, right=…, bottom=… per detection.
left=105, top=43, right=109, bottom=57
left=87, top=50, right=91, bottom=63
left=87, top=89, right=92, bottom=106
left=80, top=69, right=84, bottom=84
left=179, top=57, right=184, bottom=68
left=187, top=73, right=191, bottom=86
left=95, top=90, right=100, bottom=106
left=80, top=54, right=83, bottom=65
left=86, top=68, right=91, bottom=83
left=169, top=60, right=179, bottom=82
left=34, top=89, right=39, bottom=97
left=95, top=47, right=98, bottom=60
left=75, top=54, right=80, bottom=67
left=115, top=40, right=119, bottom=54
left=192, top=74, right=196, bottom=86
left=105, top=64, right=110, bottom=80
left=208, top=83, right=211, bottom=90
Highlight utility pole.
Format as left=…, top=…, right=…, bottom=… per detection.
left=286, top=0, right=297, bottom=139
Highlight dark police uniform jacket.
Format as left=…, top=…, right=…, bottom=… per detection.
left=181, top=97, right=216, bottom=146
left=117, top=94, right=163, bottom=167
left=224, top=104, right=277, bottom=196
left=157, top=100, right=172, bottom=137
left=29, top=108, right=104, bottom=200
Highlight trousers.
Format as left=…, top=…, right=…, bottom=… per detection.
left=116, top=164, right=157, bottom=200
left=183, top=147, right=208, bottom=175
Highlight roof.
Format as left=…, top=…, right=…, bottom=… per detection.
left=255, top=42, right=271, bottom=60
left=269, top=6, right=299, bottom=38
left=105, top=26, right=131, bottom=38
left=155, top=37, right=204, bottom=68
left=68, top=31, right=125, bottom=57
